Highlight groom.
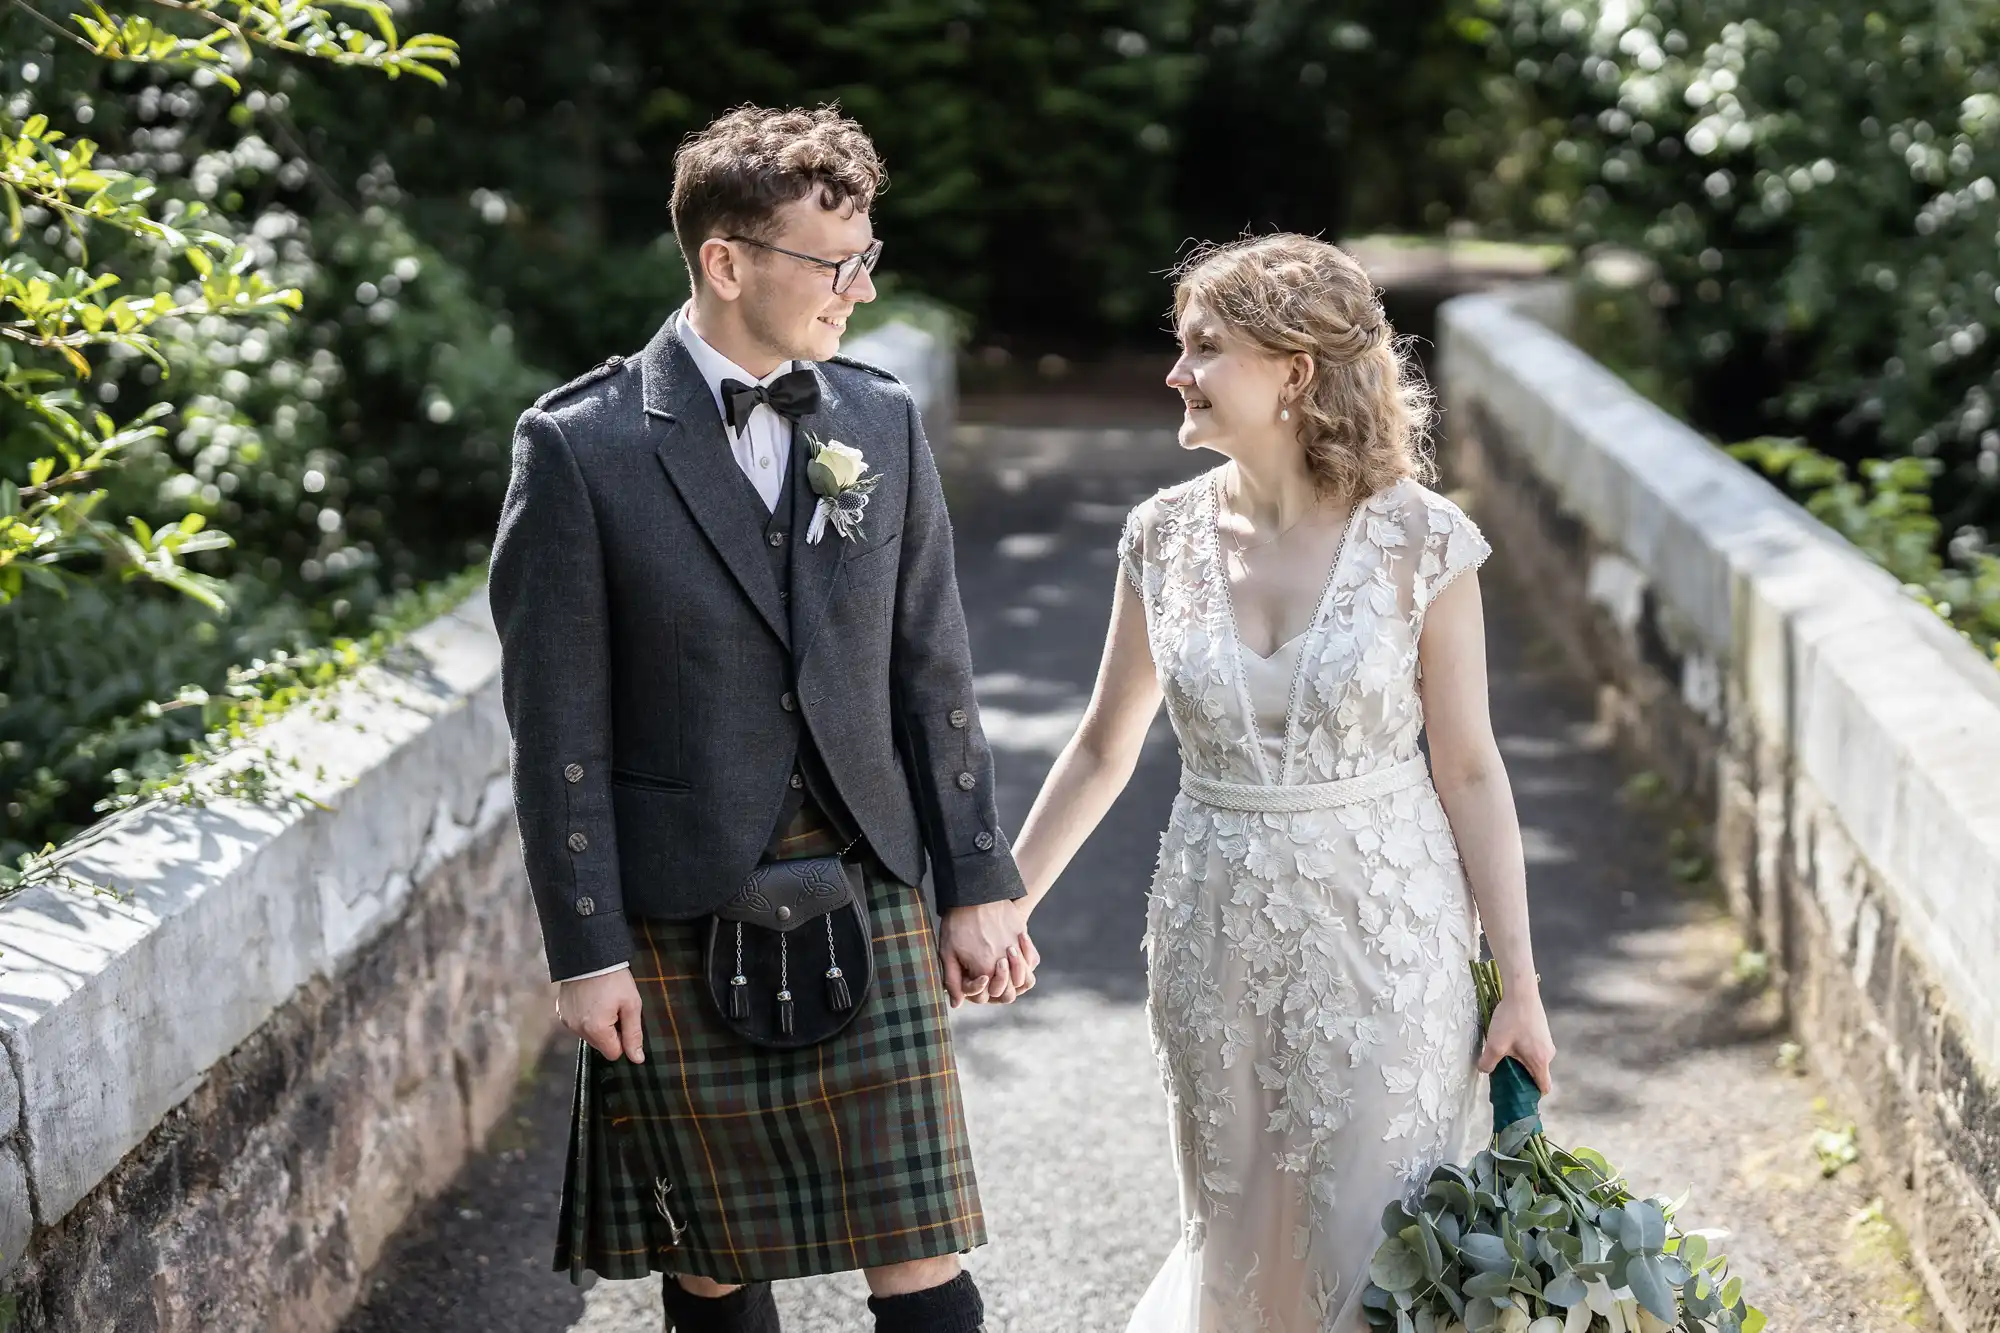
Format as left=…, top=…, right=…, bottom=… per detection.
left=488, top=105, right=1032, bottom=1333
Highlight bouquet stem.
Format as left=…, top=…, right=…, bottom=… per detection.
left=1472, top=957, right=1545, bottom=1137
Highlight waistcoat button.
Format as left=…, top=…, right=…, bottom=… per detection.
left=956, top=772, right=976, bottom=791
left=563, top=762, right=584, bottom=783
left=567, top=831, right=589, bottom=852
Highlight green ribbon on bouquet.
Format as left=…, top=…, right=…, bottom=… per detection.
left=1471, top=957, right=1543, bottom=1136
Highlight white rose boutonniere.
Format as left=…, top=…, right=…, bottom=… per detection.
left=803, top=432, right=882, bottom=544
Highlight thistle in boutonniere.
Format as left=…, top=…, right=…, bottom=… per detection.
left=803, top=431, right=881, bottom=545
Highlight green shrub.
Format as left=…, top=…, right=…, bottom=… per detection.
left=1732, top=438, right=2000, bottom=665
left=1474, top=0, right=2000, bottom=547
left=0, top=8, right=547, bottom=865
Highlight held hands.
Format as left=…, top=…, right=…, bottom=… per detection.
left=559, top=968, right=647, bottom=1063
left=940, top=899, right=1039, bottom=1007
left=1478, top=983, right=1557, bottom=1096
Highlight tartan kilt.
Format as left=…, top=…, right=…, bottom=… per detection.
left=553, top=850, right=987, bottom=1284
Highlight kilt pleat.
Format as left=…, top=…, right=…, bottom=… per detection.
left=553, top=858, right=987, bottom=1284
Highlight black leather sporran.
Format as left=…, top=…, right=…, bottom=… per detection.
left=703, top=855, right=874, bottom=1049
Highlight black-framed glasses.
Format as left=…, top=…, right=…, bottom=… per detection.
left=725, top=235, right=883, bottom=295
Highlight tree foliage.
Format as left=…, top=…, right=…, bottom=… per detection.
left=0, top=2, right=555, bottom=868
left=1473, top=0, right=2000, bottom=548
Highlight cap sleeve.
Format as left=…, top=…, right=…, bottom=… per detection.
left=1413, top=490, right=1491, bottom=628
left=1116, top=506, right=1146, bottom=600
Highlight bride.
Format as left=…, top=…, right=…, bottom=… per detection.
left=1009, top=234, right=1557, bottom=1332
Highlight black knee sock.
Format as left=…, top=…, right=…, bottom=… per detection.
left=660, top=1277, right=780, bottom=1333
left=867, top=1271, right=983, bottom=1333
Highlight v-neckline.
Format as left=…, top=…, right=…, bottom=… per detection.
left=1238, top=628, right=1307, bottom=664
left=1209, top=470, right=1365, bottom=785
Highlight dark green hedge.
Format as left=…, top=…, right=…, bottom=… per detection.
left=1473, top=0, right=2000, bottom=544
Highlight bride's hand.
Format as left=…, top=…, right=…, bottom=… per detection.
left=1479, top=988, right=1557, bottom=1096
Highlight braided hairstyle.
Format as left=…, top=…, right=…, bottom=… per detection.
left=1174, top=234, right=1435, bottom=501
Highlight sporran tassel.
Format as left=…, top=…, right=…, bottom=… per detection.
left=777, top=932, right=795, bottom=1036
left=729, top=922, right=749, bottom=1019
left=824, top=916, right=852, bottom=1010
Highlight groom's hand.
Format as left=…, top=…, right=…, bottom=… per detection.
left=940, top=900, right=1034, bottom=1008
left=558, top=969, right=647, bottom=1063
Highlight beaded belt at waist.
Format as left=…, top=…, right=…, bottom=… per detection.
left=1178, top=756, right=1429, bottom=813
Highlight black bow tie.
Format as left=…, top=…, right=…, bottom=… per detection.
left=719, top=368, right=820, bottom=433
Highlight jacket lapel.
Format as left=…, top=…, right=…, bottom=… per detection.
left=787, top=364, right=852, bottom=665
left=640, top=320, right=791, bottom=650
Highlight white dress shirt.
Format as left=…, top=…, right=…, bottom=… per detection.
left=559, top=307, right=799, bottom=984
left=677, top=303, right=798, bottom=514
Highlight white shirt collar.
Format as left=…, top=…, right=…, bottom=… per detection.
left=675, top=303, right=795, bottom=429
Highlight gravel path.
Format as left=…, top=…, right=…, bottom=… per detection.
left=342, top=423, right=1931, bottom=1333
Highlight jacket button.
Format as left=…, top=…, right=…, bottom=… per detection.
left=974, top=831, right=995, bottom=851
left=768, top=532, right=785, bottom=547
left=563, top=763, right=584, bottom=784
left=948, top=708, right=968, bottom=729
left=956, top=771, right=976, bottom=791
left=575, top=896, right=595, bottom=916
left=781, top=692, right=796, bottom=712
left=789, top=772, right=804, bottom=790
left=776, top=905, right=793, bottom=924
left=567, top=831, right=589, bottom=852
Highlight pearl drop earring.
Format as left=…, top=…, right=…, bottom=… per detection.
left=1280, top=407, right=1291, bottom=422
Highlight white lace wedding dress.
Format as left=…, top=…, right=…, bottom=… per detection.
left=1119, top=471, right=1492, bottom=1333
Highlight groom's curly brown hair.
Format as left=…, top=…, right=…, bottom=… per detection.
left=671, top=105, right=886, bottom=282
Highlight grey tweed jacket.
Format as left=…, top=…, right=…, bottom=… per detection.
left=489, top=318, right=1025, bottom=980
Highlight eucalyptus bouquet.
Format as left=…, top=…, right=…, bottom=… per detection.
left=1360, top=961, right=1767, bottom=1333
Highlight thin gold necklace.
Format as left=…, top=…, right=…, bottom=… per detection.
left=1219, top=486, right=1308, bottom=558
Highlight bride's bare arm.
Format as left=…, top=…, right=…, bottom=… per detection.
left=1418, top=570, right=1557, bottom=1093
left=1013, top=572, right=1164, bottom=914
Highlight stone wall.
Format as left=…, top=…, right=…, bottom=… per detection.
left=1441, top=286, right=2000, bottom=1333
left=0, top=319, right=947, bottom=1331
left=0, top=592, right=549, bottom=1333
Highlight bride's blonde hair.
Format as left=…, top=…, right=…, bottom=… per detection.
left=1173, top=235, right=1434, bottom=500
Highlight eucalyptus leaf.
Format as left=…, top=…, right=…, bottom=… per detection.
left=1437, top=1210, right=1463, bottom=1250
left=1624, top=1201, right=1668, bottom=1253
left=1625, top=1253, right=1677, bottom=1322
left=1457, top=1232, right=1514, bottom=1272
left=1543, top=1269, right=1588, bottom=1308
left=1428, top=1179, right=1475, bottom=1218
left=1371, top=1239, right=1426, bottom=1292
left=1418, top=1214, right=1446, bottom=1282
